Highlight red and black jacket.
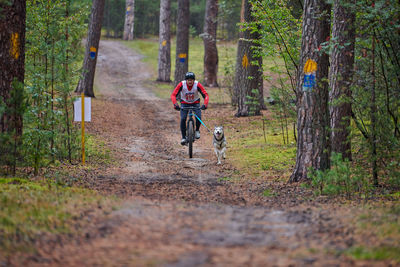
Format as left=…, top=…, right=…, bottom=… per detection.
left=171, top=80, right=209, bottom=107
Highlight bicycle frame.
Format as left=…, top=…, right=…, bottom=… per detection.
left=181, top=106, right=201, bottom=158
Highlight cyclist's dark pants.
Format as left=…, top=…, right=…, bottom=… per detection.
left=180, top=103, right=201, bottom=139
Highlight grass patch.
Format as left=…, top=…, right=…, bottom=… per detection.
left=347, top=203, right=400, bottom=263
left=225, top=116, right=296, bottom=178
left=0, top=177, right=118, bottom=254
left=346, top=246, right=400, bottom=262
left=85, top=134, right=114, bottom=166
left=261, top=188, right=277, bottom=197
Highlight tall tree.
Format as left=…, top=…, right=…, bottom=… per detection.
left=157, top=0, right=171, bottom=82
left=76, top=0, right=106, bottom=97
left=329, top=0, right=355, bottom=161
left=290, top=0, right=331, bottom=182
left=174, top=0, right=190, bottom=85
left=202, top=0, right=219, bottom=87
left=123, top=0, right=135, bottom=40
left=233, top=0, right=263, bottom=116
left=0, top=0, right=26, bottom=173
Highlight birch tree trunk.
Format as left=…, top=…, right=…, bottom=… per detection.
left=329, top=0, right=355, bottom=161
left=174, top=0, right=190, bottom=85
left=0, top=0, right=25, bottom=136
left=290, top=0, right=331, bottom=182
left=123, top=0, right=135, bottom=41
left=76, top=0, right=105, bottom=97
left=157, top=0, right=171, bottom=82
left=202, top=0, right=219, bottom=87
left=233, top=0, right=263, bottom=117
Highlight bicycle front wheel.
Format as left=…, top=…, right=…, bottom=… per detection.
left=188, top=120, right=194, bottom=158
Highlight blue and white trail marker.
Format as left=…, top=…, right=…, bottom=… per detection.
left=302, top=59, right=317, bottom=92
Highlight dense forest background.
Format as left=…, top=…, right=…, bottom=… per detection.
left=103, top=0, right=243, bottom=40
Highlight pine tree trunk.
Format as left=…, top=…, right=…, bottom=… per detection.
left=329, top=0, right=355, bottom=161
left=290, top=0, right=331, bottom=182
left=202, top=0, right=219, bottom=87
left=76, top=0, right=105, bottom=97
left=123, top=0, right=135, bottom=40
left=174, top=0, right=190, bottom=85
left=157, top=0, right=171, bottom=82
left=0, top=1, right=26, bottom=136
left=233, top=0, right=263, bottom=117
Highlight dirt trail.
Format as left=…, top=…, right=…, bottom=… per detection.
left=26, top=40, right=360, bottom=266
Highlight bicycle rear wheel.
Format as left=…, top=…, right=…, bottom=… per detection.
left=188, top=120, right=194, bottom=158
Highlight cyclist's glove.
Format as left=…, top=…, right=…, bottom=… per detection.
left=201, top=104, right=207, bottom=110
left=174, top=104, right=180, bottom=111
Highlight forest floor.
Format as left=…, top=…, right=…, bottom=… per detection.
left=8, top=40, right=399, bottom=266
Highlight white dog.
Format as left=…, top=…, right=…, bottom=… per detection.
left=213, top=126, right=226, bottom=165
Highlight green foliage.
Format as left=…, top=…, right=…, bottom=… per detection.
left=105, top=0, right=240, bottom=40
left=21, top=0, right=91, bottom=173
left=189, top=0, right=206, bottom=36
left=217, top=0, right=241, bottom=40
left=343, top=0, right=400, bottom=185
left=103, top=0, right=125, bottom=38
left=134, top=0, right=160, bottom=38
left=249, top=0, right=300, bottom=141
left=309, top=153, right=372, bottom=197
left=0, top=79, right=25, bottom=174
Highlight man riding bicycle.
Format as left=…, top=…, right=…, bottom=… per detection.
left=171, top=72, right=209, bottom=145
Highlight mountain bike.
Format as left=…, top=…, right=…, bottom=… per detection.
left=181, top=106, right=203, bottom=158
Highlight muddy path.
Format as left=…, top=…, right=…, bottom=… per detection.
left=23, top=40, right=362, bottom=266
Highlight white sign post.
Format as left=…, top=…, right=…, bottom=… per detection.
left=74, top=94, right=91, bottom=164
left=74, top=96, right=91, bottom=122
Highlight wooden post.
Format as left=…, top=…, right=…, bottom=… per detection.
left=81, top=92, right=85, bottom=164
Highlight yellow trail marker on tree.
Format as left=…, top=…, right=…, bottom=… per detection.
left=303, top=59, right=317, bottom=74
left=10, top=33, right=20, bottom=59
left=302, top=59, right=317, bottom=92
left=242, top=53, right=249, bottom=68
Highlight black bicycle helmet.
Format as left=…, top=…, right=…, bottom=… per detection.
left=185, top=72, right=195, bottom=80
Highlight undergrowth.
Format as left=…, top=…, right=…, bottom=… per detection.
left=0, top=177, right=118, bottom=255
left=308, top=152, right=373, bottom=198
left=345, top=204, right=400, bottom=263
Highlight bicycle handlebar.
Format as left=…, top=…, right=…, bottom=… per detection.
left=180, top=106, right=205, bottom=111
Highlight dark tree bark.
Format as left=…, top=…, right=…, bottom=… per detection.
left=174, top=0, right=190, bottom=85
left=233, top=0, right=263, bottom=117
left=76, top=0, right=106, bottom=97
left=202, top=0, right=219, bottom=87
left=157, top=0, right=171, bottom=82
left=329, top=0, right=355, bottom=161
left=0, top=0, right=26, bottom=136
left=123, top=0, right=135, bottom=40
left=290, top=0, right=331, bottom=182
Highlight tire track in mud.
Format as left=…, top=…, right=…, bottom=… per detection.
left=28, top=40, right=356, bottom=266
